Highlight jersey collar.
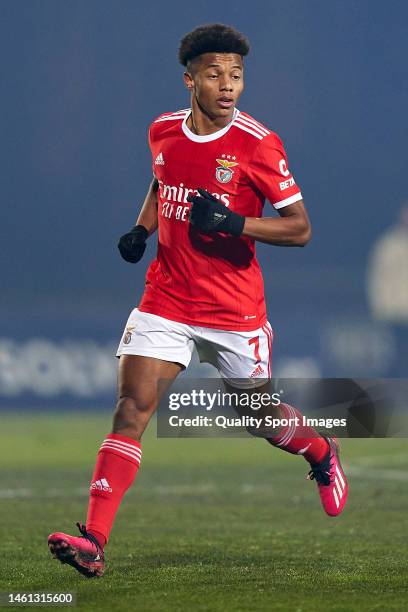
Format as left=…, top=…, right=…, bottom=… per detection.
left=181, top=108, right=240, bottom=143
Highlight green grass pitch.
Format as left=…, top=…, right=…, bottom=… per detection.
left=0, top=412, right=407, bottom=611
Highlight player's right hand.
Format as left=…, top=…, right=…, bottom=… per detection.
left=118, top=225, right=149, bottom=263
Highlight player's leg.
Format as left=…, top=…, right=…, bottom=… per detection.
left=85, top=355, right=182, bottom=547
left=48, top=308, right=194, bottom=576
left=210, top=321, right=331, bottom=463
left=221, top=377, right=327, bottom=460
left=228, top=382, right=348, bottom=516
left=265, top=400, right=348, bottom=517
left=48, top=355, right=182, bottom=577
left=198, top=322, right=348, bottom=516
left=113, top=353, right=182, bottom=439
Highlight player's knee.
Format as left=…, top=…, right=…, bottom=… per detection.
left=112, top=395, right=157, bottom=440
left=115, top=395, right=155, bottom=418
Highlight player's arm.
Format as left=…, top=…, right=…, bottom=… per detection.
left=118, top=176, right=159, bottom=263
left=242, top=200, right=311, bottom=246
left=134, top=176, right=159, bottom=236
left=187, top=189, right=311, bottom=247
left=188, top=134, right=311, bottom=246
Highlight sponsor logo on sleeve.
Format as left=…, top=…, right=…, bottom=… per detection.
left=279, top=158, right=290, bottom=176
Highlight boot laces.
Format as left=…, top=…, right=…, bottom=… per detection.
left=307, top=451, right=333, bottom=486
left=76, top=522, right=102, bottom=552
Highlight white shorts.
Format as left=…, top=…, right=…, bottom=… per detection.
left=116, top=308, right=273, bottom=389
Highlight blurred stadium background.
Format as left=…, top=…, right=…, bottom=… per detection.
left=1, top=1, right=407, bottom=411
left=1, top=3, right=407, bottom=609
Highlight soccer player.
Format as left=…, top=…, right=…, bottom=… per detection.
left=48, top=24, right=348, bottom=578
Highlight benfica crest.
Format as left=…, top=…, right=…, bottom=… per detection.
left=123, top=325, right=136, bottom=345
left=215, top=156, right=238, bottom=184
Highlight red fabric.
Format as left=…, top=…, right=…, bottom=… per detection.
left=138, top=108, right=302, bottom=331
left=268, top=403, right=329, bottom=464
left=86, top=433, right=141, bottom=546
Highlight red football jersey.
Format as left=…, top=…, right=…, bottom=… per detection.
left=138, top=108, right=303, bottom=331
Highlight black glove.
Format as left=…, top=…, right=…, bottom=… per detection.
left=118, top=225, right=148, bottom=263
left=187, top=188, right=245, bottom=237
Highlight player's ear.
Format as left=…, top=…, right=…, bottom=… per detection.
left=183, top=71, right=194, bottom=91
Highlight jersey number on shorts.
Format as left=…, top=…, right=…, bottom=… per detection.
left=248, top=336, right=261, bottom=364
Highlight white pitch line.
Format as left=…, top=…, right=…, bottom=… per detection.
left=0, top=465, right=407, bottom=500
left=0, top=488, right=33, bottom=499
left=149, top=484, right=215, bottom=495
left=0, top=487, right=88, bottom=499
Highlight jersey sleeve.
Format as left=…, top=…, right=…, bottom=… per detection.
left=246, top=133, right=303, bottom=209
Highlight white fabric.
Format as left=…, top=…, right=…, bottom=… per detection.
left=116, top=308, right=273, bottom=389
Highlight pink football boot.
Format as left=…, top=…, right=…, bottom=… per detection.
left=48, top=522, right=105, bottom=578
left=307, top=437, right=348, bottom=516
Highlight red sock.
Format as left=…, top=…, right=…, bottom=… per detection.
left=268, top=403, right=329, bottom=464
left=86, top=433, right=142, bottom=547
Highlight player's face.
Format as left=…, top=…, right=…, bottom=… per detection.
left=185, top=53, right=244, bottom=118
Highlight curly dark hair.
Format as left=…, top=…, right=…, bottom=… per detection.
left=178, top=23, right=249, bottom=67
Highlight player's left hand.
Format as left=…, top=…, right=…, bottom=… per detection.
left=187, top=188, right=245, bottom=237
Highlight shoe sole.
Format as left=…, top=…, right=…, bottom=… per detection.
left=48, top=538, right=104, bottom=578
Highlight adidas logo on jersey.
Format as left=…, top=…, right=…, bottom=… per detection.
left=90, top=478, right=112, bottom=492
left=155, top=152, right=165, bottom=165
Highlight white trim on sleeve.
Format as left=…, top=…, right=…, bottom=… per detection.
left=273, top=192, right=303, bottom=209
